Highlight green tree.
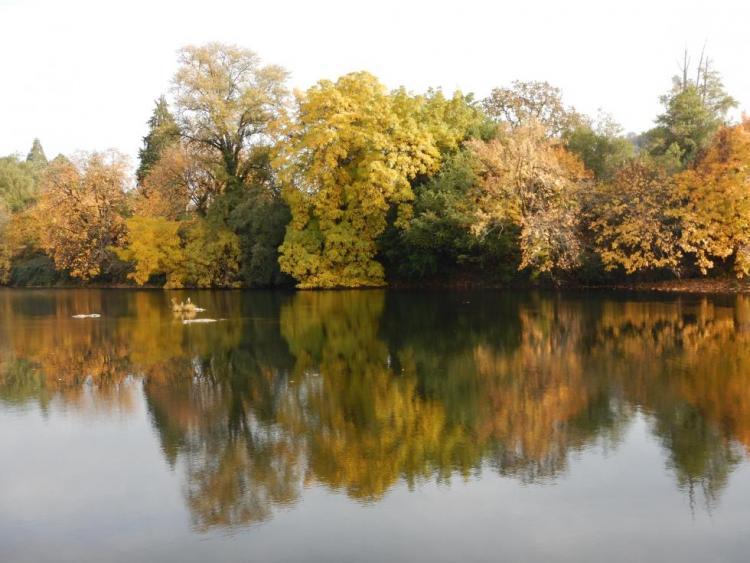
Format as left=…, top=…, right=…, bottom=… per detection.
left=25, top=138, right=48, bottom=168
left=136, top=96, right=180, bottom=185
left=226, top=185, right=292, bottom=287
left=381, top=148, right=519, bottom=280
left=646, top=53, right=737, bottom=168
left=565, top=113, right=634, bottom=180
left=0, top=157, right=38, bottom=212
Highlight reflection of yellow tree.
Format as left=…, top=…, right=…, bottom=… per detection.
left=279, top=291, right=452, bottom=500
left=592, top=297, right=748, bottom=506
left=0, top=290, right=246, bottom=411
left=0, top=290, right=135, bottom=411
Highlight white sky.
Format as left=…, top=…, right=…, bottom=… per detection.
left=1, top=0, right=749, bottom=164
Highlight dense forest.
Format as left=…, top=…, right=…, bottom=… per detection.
left=0, top=43, right=747, bottom=288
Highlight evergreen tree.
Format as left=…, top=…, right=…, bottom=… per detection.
left=25, top=138, right=47, bottom=167
left=136, top=96, right=180, bottom=185
left=646, top=52, right=737, bottom=168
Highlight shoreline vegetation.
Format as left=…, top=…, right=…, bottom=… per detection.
left=2, top=44, right=749, bottom=291
left=4, top=277, right=750, bottom=295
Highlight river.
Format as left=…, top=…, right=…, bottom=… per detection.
left=1, top=289, right=749, bottom=562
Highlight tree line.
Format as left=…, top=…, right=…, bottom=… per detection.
left=0, top=43, right=746, bottom=288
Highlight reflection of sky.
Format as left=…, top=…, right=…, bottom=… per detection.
left=2, top=391, right=749, bottom=563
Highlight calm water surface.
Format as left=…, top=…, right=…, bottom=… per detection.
left=1, top=289, right=750, bottom=562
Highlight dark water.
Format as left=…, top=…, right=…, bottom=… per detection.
left=1, top=289, right=750, bottom=563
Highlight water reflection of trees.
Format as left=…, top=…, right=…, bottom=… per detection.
left=2, top=289, right=750, bottom=526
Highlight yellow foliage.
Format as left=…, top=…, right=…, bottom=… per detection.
left=590, top=160, right=682, bottom=273
left=673, top=121, right=750, bottom=276
left=469, top=123, right=589, bottom=276
left=116, top=216, right=241, bottom=288
left=34, top=152, right=129, bottom=280
left=116, top=216, right=182, bottom=285
left=274, top=72, right=443, bottom=288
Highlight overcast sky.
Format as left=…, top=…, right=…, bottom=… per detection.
left=1, top=0, right=748, bottom=164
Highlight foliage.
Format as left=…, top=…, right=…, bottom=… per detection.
left=115, top=216, right=182, bottom=285
left=34, top=152, right=129, bottom=280
left=0, top=208, right=44, bottom=284
left=483, top=81, right=583, bottom=137
left=172, top=42, right=288, bottom=187
left=381, top=148, right=519, bottom=280
left=565, top=113, right=635, bottom=180
left=590, top=160, right=682, bottom=274
left=136, top=96, right=180, bottom=185
left=673, top=121, right=750, bottom=276
left=646, top=54, right=737, bottom=168
left=469, top=123, right=589, bottom=278
left=0, top=155, right=39, bottom=212
left=117, top=216, right=241, bottom=288
left=25, top=138, right=48, bottom=168
left=136, top=143, right=220, bottom=218
left=225, top=185, right=291, bottom=287
left=275, top=72, right=444, bottom=288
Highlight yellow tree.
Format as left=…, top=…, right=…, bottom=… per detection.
left=116, top=216, right=241, bottom=288
left=35, top=152, right=129, bottom=280
left=115, top=216, right=182, bottom=285
left=469, top=123, right=589, bottom=277
left=275, top=72, right=443, bottom=288
left=590, top=160, right=682, bottom=274
left=172, top=43, right=288, bottom=188
left=674, top=120, right=750, bottom=276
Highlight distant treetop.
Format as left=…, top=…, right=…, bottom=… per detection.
left=26, top=138, right=47, bottom=167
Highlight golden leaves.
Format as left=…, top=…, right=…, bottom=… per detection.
left=275, top=72, right=445, bottom=288
left=469, top=123, right=588, bottom=276
left=34, top=152, right=129, bottom=280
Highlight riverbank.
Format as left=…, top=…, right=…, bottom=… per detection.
left=4, top=276, right=750, bottom=294
left=594, top=277, right=750, bottom=294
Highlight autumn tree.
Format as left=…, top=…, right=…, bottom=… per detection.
left=673, top=120, right=750, bottom=276
left=483, top=81, right=583, bottom=137
left=35, top=152, right=130, bottom=280
left=136, top=96, right=180, bottom=185
left=275, top=72, right=444, bottom=288
left=379, top=93, right=516, bottom=281
left=469, top=123, right=589, bottom=278
left=136, top=143, right=219, bottom=218
left=116, top=216, right=241, bottom=288
left=172, top=42, right=288, bottom=189
left=589, top=160, right=682, bottom=274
